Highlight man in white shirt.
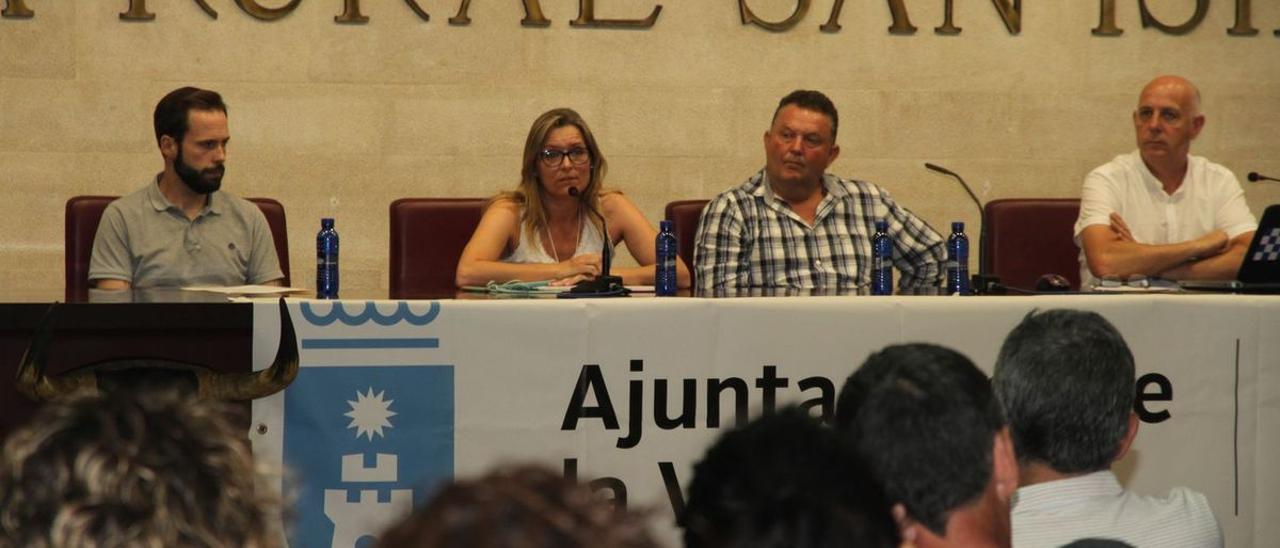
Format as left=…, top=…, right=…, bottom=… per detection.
left=993, top=309, right=1222, bottom=548
left=1074, top=75, right=1256, bottom=288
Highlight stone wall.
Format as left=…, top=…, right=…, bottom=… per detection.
left=3, top=1, right=1278, bottom=291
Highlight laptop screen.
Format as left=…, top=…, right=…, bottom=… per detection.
left=1239, top=205, right=1280, bottom=284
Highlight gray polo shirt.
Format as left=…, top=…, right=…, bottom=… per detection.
left=88, top=177, right=284, bottom=288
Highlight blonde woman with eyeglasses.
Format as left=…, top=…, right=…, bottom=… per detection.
left=456, top=108, right=689, bottom=289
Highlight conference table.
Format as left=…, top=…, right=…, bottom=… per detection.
left=2, top=289, right=1276, bottom=547
left=0, top=288, right=255, bottom=437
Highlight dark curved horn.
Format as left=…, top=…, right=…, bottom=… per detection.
left=200, top=298, right=299, bottom=400
left=14, top=304, right=97, bottom=401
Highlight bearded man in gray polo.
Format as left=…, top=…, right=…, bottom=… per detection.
left=89, top=87, right=283, bottom=289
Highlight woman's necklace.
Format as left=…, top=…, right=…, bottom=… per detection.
left=546, top=208, right=583, bottom=263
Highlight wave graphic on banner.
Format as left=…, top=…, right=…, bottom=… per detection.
left=300, top=301, right=441, bottom=326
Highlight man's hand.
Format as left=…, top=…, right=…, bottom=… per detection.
left=1190, top=230, right=1229, bottom=259
left=1109, top=213, right=1136, bottom=243
left=1082, top=219, right=1231, bottom=281
left=1098, top=214, right=1227, bottom=271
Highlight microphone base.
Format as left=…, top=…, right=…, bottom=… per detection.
left=561, top=275, right=630, bottom=298
left=972, top=274, right=1004, bottom=295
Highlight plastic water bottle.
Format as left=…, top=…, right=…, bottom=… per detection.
left=946, top=221, right=970, bottom=296
left=655, top=220, right=678, bottom=296
left=316, top=218, right=339, bottom=299
left=871, top=219, right=893, bottom=295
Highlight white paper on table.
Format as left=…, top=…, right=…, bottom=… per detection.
left=182, top=285, right=310, bottom=296
left=1089, top=284, right=1180, bottom=293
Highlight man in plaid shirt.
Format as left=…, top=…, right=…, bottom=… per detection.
left=694, top=90, right=946, bottom=293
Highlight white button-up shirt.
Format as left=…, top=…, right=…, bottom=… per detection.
left=1073, top=151, right=1257, bottom=288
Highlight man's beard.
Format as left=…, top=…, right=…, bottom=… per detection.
left=174, top=147, right=224, bottom=195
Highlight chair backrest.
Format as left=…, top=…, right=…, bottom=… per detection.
left=389, top=198, right=487, bottom=299
left=250, top=197, right=291, bottom=288
left=65, top=196, right=116, bottom=300
left=664, top=199, right=708, bottom=279
left=64, top=195, right=291, bottom=300
left=983, top=198, right=1082, bottom=291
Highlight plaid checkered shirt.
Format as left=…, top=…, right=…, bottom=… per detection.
left=694, top=170, right=946, bottom=292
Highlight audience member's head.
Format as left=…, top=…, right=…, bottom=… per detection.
left=1062, top=540, right=1136, bottom=548
left=681, top=406, right=900, bottom=548
left=0, top=389, right=281, bottom=548
left=376, top=464, right=658, bottom=548
left=835, top=343, right=1016, bottom=548
left=992, top=309, right=1138, bottom=481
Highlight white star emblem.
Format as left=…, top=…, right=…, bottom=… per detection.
left=344, top=387, right=397, bottom=441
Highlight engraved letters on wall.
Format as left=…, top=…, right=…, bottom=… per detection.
left=1, top=0, right=1275, bottom=37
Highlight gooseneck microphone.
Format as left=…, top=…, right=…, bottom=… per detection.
left=562, top=186, right=627, bottom=297
left=567, top=186, right=613, bottom=275
left=1248, top=172, right=1280, bottom=183
left=924, top=162, right=1001, bottom=295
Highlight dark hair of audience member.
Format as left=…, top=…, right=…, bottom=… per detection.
left=0, top=388, right=281, bottom=548
left=992, top=309, right=1135, bottom=473
left=1061, top=539, right=1136, bottom=548
left=773, top=89, right=840, bottom=141
left=681, top=406, right=899, bottom=548
left=834, top=343, right=1005, bottom=536
left=375, top=464, right=659, bottom=548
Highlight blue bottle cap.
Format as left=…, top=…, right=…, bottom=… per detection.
left=875, top=219, right=888, bottom=231
left=951, top=221, right=964, bottom=232
left=321, top=218, right=334, bottom=229
left=660, top=219, right=673, bottom=232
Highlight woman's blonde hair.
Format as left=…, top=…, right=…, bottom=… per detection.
left=499, top=108, right=610, bottom=249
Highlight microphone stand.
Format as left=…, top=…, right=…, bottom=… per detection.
left=924, top=163, right=1002, bottom=295
left=563, top=187, right=628, bottom=297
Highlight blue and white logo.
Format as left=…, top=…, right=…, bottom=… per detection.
left=284, top=366, right=454, bottom=548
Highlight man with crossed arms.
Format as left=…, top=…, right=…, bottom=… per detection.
left=1075, top=75, right=1256, bottom=288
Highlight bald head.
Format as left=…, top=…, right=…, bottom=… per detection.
left=1139, top=75, right=1201, bottom=117
left=1133, top=75, right=1205, bottom=170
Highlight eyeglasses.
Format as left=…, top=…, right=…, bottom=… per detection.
left=539, top=147, right=590, bottom=167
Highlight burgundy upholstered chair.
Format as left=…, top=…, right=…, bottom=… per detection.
left=388, top=198, right=486, bottom=299
left=664, top=199, right=708, bottom=288
left=64, top=195, right=292, bottom=301
left=982, top=198, right=1082, bottom=291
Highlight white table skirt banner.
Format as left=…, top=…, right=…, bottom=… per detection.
left=249, top=294, right=1279, bottom=548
